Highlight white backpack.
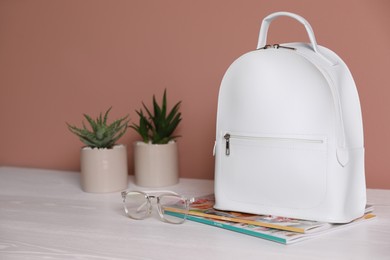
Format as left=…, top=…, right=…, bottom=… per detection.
left=213, top=12, right=366, bottom=223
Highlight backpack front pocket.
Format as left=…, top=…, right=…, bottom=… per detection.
left=217, top=132, right=328, bottom=209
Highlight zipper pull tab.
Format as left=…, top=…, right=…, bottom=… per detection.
left=273, top=44, right=296, bottom=50
left=224, top=133, right=230, bottom=156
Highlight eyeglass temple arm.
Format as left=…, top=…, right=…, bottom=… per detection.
left=122, top=190, right=181, bottom=197
left=142, top=190, right=180, bottom=195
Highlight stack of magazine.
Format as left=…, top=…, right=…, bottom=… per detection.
left=165, top=194, right=375, bottom=244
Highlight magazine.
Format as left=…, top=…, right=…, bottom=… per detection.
left=174, top=212, right=375, bottom=244
left=164, top=194, right=376, bottom=244
left=166, top=194, right=373, bottom=233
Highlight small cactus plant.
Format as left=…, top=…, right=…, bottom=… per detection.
left=67, top=107, right=129, bottom=149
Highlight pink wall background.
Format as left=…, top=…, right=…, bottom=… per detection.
left=1, top=0, right=389, bottom=189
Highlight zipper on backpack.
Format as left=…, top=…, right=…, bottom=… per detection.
left=224, top=133, right=231, bottom=155
left=257, top=44, right=296, bottom=50
left=223, top=133, right=324, bottom=156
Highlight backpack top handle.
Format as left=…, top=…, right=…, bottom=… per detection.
left=257, top=12, right=335, bottom=66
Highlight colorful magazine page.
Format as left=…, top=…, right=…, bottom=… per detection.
left=164, top=194, right=374, bottom=234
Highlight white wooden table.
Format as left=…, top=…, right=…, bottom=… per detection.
left=0, top=167, right=389, bottom=259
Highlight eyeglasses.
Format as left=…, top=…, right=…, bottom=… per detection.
left=121, top=190, right=194, bottom=224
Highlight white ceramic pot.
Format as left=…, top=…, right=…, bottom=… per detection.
left=80, top=144, right=128, bottom=193
left=133, top=141, right=179, bottom=187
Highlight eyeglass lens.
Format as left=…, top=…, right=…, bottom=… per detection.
left=158, top=195, right=188, bottom=224
left=124, top=192, right=150, bottom=220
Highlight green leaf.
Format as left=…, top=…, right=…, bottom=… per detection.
left=103, top=107, right=112, bottom=125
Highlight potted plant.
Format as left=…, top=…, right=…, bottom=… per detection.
left=67, top=107, right=130, bottom=193
left=131, top=89, right=182, bottom=187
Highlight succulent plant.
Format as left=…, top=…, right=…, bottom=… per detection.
left=67, top=107, right=130, bottom=149
left=131, top=89, right=182, bottom=144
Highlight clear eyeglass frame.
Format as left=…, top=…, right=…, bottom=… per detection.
left=121, top=190, right=195, bottom=224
